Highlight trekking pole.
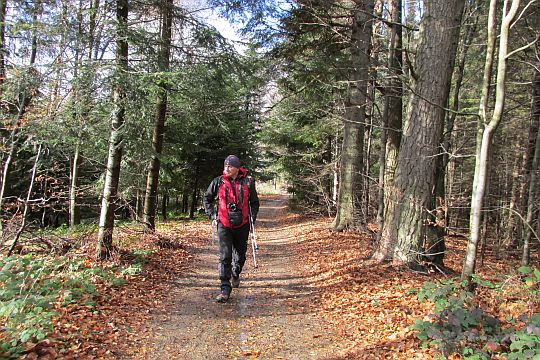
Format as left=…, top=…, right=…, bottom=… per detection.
left=248, top=206, right=258, bottom=268
left=211, top=219, right=216, bottom=244
left=211, top=209, right=218, bottom=244
left=248, top=206, right=259, bottom=250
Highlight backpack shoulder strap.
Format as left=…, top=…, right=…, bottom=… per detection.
left=242, top=176, right=253, bottom=190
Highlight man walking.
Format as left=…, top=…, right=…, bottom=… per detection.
left=204, top=155, right=260, bottom=303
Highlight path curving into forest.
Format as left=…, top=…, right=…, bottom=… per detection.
left=130, top=196, right=343, bottom=359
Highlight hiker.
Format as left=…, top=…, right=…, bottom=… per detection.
left=203, top=155, right=260, bottom=303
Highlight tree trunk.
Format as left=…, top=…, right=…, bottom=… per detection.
left=518, top=113, right=539, bottom=233
left=8, top=144, right=42, bottom=256
left=0, top=0, right=40, bottom=234
left=143, top=0, right=173, bottom=232
left=364, top=111, right=373, bottom=221
left=376, top=0, right=403, bottom=240
left=135, top=187, right=141, bottom=221
left=69, top=143, right=81, bottom=226
left=376, top=114, right=387, bottom=231
left=462, top=0, right=521, bottom=281
left=68, top=0, right=100, bottom=227
left=189, top=179, right=199, bottom=219
left=29, top=0, right=40, bottom=65
left=502, top=137, right=524, bottom=249
left=323, top=135, right=333, bottom=216
left=332, top=128, right=340, bottom=204
left=425, top=140, right=447, bottom=267
left=332, top=0, right=374, bottom=231
left=161, top=190, right=168, bottom=221
left=69, top=1, right=83, bottom=228
left=522, top=50, right=540, bottom=266
left=96, top=0, right=128, bottom=260
left=0, top=0, right=6, bottom=90
left=428, top=2, right=481, bottom=266
left=378, top=0, right=465, bottom=266
left=182, top=185, right=189, bottom=214
left=443, top=1, right=480, bottom=234
left=464, top=0, right=497, bottom=269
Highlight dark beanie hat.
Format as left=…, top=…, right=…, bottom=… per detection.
left=224, top=155, right=242, bottom=168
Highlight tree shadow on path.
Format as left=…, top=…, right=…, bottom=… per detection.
left=130, top=195, right=347, bottom=360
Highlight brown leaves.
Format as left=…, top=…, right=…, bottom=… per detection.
left=287, top=217, right=441, bottom=359
left=17, top=198, right=537, bottom=359
left=17, top=222, right=199, bottom=359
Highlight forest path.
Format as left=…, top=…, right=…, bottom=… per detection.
left=131, top=196, right=343, bottom=359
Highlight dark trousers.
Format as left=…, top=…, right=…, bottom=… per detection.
left=217, top=222, right=249, bottom=294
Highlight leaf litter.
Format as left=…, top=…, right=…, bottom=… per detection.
left=14, top=195, right=539, bottom=359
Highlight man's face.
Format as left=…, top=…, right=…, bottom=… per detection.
left=224, top=164, right=239, bottom=179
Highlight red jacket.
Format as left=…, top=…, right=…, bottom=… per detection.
left=203, top=167, right=260, bottom=229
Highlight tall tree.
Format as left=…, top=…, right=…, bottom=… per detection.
left=377, top=0, right=403, bottom=231
left=8, top=144, right=41, bottom=255
left=462, top=0, right=521, bottom=281
left=332, top=0, right=375, bottom=231
left=0, top=0, right=6, bottom=90
left=96, top=0, right=128, bottom=259
left=376, top=0, right=465, bottom=265
left=70, top=0, right=101, bottom=227
left=428, top=1, right=481, bottom=267
left=523, top=60, right=540, bottom=265
left=143, top=0, right=173, bottom=231
left=0, top=0, right=42, bottom=234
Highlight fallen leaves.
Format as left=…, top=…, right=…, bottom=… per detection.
left=12, top=196, right=539, bottom=359
left=12, top=223, right=203, bottom=360
left=284, top=214, right=539, bottom=359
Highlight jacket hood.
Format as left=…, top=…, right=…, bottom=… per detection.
left=222, top=167, right=247, bottom=180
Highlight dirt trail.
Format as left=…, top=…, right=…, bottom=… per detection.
left=132, top=196, right=343, bottom=359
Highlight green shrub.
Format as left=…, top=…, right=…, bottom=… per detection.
left=0, top=254, right=124, bottom=358
left=410, top=278, right=501, bottom=358
left=410, top=270, right=540, bottom=360
left=502, top=266, right=540, bottom=360
left=504, top=314, right=540, bottom=360
left=0, top=254, right=60, bottom=357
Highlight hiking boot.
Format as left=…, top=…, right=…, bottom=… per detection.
left=215, top=292, right=229, bottom=303
left=231, top=276, right=240, bottom=288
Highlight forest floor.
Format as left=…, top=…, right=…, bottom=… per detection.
left=19, top=195, right=538, bottom=359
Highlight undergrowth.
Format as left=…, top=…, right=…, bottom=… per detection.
left=410, top=267, right=540, bottom=359
left=0, top=248, right=153, bottom=359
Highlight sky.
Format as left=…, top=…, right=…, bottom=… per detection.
left=180, top=0, right=246, bottom=52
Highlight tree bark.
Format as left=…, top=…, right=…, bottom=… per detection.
left=68, top=0, right=87, bottom=228
left=522, top=48, right=540, bottom=266
left=8, top=144, right=42, bottom=256
left=0, top=0, right=6, bottom=90
left=69, top=143, right=81, bottom=226
left=0, top=0, right=40, bottom=234
left=96, top=0, right=128, bottom=260
left=189, top=165, right=200, bottom=219
left=462, top=0, right=521, bottom=281
left=29, top=0, right=40, bottom=65
left=427, top=2, right=481, bottom=266
left=502, top=137, right=524, bottom=249
left=376, top=0, right=403, bottom=239
left=161, top=190, right=168, bottom=221
left=443, top=1, right=480, bottom=231
left=377, top=0, right=465, bottom=266
left=143, top=0, right=173, bottom=231
left=332, top=0, right=374, bottom=231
